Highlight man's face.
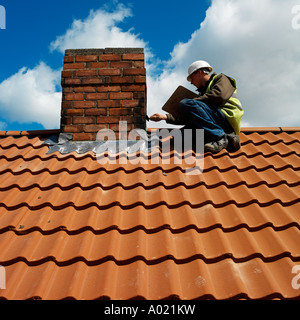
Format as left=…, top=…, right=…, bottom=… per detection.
left=190, top=70, right=206, bottom=88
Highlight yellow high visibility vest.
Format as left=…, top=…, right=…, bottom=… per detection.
left=206, top=74, right=244, bottom=134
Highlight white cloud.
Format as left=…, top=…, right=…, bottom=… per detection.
left=0, top=4, right=148, bottom=130
left=148, top=0, right=300, bottom=127
left=0, top=121, right=7, bottom=131
left=1, top=0, right=300, bottom=130
left=0, top=62, right=61, bottom=129
left=50, top=4, right=147, bottom=54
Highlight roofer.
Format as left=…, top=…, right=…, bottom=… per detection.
left=150, top=60, right=244, bottom=153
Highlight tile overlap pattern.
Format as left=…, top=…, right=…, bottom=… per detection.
left=0, top=128, right=299, bottom=299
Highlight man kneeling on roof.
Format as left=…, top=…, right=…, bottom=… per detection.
left=150, top=60, right=244, bottom=154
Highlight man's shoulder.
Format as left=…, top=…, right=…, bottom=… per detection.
left=210, top=73, right=226, bottom=84
left=214, top=73, right=228, bottom=80
left=213, top=73, right=236, bottom=88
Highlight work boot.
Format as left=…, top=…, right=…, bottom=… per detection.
left=204, top=135, right=228, bottom=154
left=226, top=132, right=241, bottom=152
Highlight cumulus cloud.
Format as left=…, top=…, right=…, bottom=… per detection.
left=1, top=0, right=299, bottom=130
left=0, top=62, right=61, bottom=129
left=148, top=0, right=300, bottom=127
left=50, top=4, right=147, bottom=54
left=0, top=4, right=148, bottom=130
left=0, top=121, right=7, bottom=131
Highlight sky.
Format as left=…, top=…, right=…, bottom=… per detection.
left=0, top=0, right=300, bottom=131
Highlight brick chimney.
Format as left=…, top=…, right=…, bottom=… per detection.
left=60, top=48, right=146, bottom=141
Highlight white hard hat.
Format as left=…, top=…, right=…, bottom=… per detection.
left=187, top=60, right=213, bottom=81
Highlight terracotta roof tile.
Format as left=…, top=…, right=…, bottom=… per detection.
left=0, top=127, right=300, bottom=300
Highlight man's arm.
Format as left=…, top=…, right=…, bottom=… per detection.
left=149, top=113, right=168, bottom=122
left=149, top=113, right=185, bottom=125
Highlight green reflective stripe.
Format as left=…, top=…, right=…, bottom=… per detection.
left=205, top=75, right=217, bottom=93
left=228, top=90, right=242, bottom=109
left=220, top=107, right=244, bottom=135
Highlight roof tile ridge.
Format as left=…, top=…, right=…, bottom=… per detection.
left=0, top=129, right=60, bottom=137
left=241, top=127, right=300, bottom=134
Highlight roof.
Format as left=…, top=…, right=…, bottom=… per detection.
left=0, top=127, right=300, bottom=300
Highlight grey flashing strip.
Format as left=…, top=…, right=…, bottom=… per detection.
left=44, top=133, right=155, bottom=155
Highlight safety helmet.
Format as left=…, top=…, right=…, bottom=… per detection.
left=187, top=60, right=213, bottom=82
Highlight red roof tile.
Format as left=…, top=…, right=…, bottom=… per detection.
left=0, top=127, right=300, bottom=300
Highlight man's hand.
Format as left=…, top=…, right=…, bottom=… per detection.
left=149, top=113, right=168, bottom=122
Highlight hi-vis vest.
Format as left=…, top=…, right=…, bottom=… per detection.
left=206, top=74, right=244, bottom=135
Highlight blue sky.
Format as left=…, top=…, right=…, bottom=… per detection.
left=0, top=0, right=300, bottom=131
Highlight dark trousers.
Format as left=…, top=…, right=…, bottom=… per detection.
left=179, top=98, right=233, bottom=143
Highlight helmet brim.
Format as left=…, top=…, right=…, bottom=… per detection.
left=187, top=67, right=213, bottom=82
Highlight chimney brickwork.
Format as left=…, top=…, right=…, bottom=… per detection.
left=61, top=48, right=146, bottom=141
